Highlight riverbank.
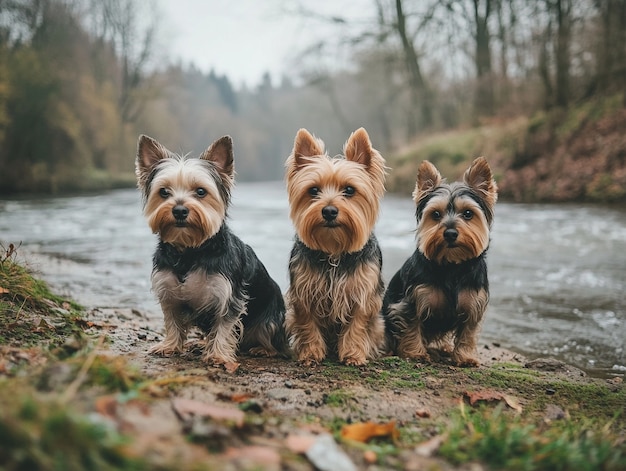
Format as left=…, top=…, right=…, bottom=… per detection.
left=386, top=95, right=626, bottom=203
left=1, top=251, right=625, bottom=470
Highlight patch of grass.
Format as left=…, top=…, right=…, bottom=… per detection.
left=324, top=389, right=355, bottom=407
left=0, top=385, right=149, bottom=471
left=0, top=247, right=86, bottom=351
left=386, top=118, right=529, bottom=194
left=439, top=403, right=626, bottom=470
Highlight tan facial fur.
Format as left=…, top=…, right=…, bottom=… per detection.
left=285, top=128, right=386, bottom=257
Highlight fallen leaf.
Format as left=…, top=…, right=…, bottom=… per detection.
left=217, top=391, right=254, bottom=403
left=0, top=286, right=9, bottom=294
left=171, top=397, right=244, bottom=427
left=463, top=390, right=523, bottom=413
left=503, top=394, right=523, bottom=414
left=95, top=395, right=118, bottom=418
left=363, top=449, right=378, bottom=464
left=415, top=408, right=431, bottom=418
left=224, top=361, right=240, bottom=373
left=340, top=420, right=399, bottom=443
left=32, top=317, right=54, bottom=331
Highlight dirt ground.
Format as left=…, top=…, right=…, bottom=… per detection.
left=71, top=305, right=607, bottom=471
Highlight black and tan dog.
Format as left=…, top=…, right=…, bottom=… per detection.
left=136, top=134, right=287, bottom=366
left=383, top=157, right=498, bottom=366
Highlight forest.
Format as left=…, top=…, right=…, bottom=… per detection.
left=0, top=0, right=625, bottom=198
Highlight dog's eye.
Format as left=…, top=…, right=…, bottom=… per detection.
left=462, top=209, right=473, bottom=220
left=431, top=210, right=442, bottom=220
left=308, top=187, right=319, bottom=197
left=344, top=186, right=355, bottom=197
left=159, top=188, right=170, bottom=198
left=196, top=188, right=207, bottom=197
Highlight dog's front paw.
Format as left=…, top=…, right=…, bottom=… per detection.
left=295, top=344, right=325, bottom=367
left=451, top=355, right=480, bottom=367
left=299, top=355, right=323, bottom=367
left=248, top=346, right=279, bottom=357
left=149, top=342, right=182, bottom=356
left=398, top=347, right=430, bottom=363
left=342, top=356, right=367, bottom=367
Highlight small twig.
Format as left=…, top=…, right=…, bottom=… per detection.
left=14, top=296, right=29, bottom=321
left=60, top=334, right=106, bottom=404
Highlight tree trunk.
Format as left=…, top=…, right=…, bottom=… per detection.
left=473, top=0, right=494, bottom=117
left=394, top=0, right=433, bottom=135
left=554, top=0, right=571, bottom=108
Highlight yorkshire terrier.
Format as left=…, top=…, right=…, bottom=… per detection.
left=284, top=128, right=387, bottom=366
left=383, top=157, right=498, bottom=366
left=135, top=134, right=287, bottom=366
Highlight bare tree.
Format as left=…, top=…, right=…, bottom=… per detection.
left=553, top=0, right=572, bottom=108
left=87, top=0, right=159, bottom=123
left=472, top=0, right=494, bottom=116
left=394, top=0, right=433, bottom=134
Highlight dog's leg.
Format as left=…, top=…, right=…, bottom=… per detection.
left=397, top=321, right=430, bottom=361
left=338, top=304, right=384, bottom=366
left=202, top=299, right=245, bottom=366
left=451, top=289, right=488, bottom=367
left=149, top=306, right=188, bottom=355
left=286, top=301, right=326, bottom=366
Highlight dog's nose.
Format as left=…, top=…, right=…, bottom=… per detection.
left=172, top=205, right=189, bottom=220
left=322, top=205, right=338, bottom=221
left=444, top=228, right=458, bottom=242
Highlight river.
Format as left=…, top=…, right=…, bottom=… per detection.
left=1, top=182, right=624, bottom=378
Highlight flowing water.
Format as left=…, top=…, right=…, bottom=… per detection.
left=1, top=182, right=624, bottom=378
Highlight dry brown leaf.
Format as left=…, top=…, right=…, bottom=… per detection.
left=217, top=391, right=254, bottom=403
left=223, top=361, right=241, bottom=373
left=0, top=286, right=9, bottom=294
left=32, top=317, right=54, bottom=331
left=503, top=394, right=523, bottom=414
left=464, top=390, right=523, bottom=413
left=95, top=395, right=118, bottom=418
left=464, top=389, right=504, bottom=406
left=340, top=420, right=399, bottom=443
left=171, top=397, right=244, bottom=427
left=363, top=449, right=378, bottom=464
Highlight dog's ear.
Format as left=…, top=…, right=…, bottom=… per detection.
left=136, top=135, right=171, bottom=191
left=463, top=157, right=498, bottom=207
left=291, top=128, right=325, bottom=169
left=413, top=160, right=442, bottom=203
left=136, top=135, right=169, bottom=172
left=344, top=127, right=375, bottom=168
left=201, top=136, right=234, bottom=177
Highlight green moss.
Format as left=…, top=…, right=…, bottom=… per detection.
left=324, top=389, right=355, bottom=407
left=465, top=365, right=626, bottom=427
left=439, top=404, right=626, bottom=470
left=0, top=386, right=149, bottom=471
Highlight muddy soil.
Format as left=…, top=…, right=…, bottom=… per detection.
left=76, top=306, right=598, bottom=470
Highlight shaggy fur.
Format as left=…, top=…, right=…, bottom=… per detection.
left=285, top=128, right=386, bottom=366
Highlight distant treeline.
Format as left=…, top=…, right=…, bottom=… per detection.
left=0, top=0, right=624, bottom=194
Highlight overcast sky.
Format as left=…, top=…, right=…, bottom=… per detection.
left=156, top=0, right=373, bottom=88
